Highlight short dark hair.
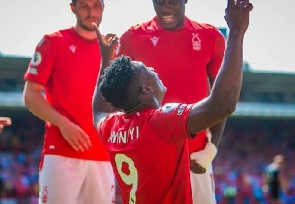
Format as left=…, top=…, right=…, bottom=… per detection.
left=72, top=0, right=104, bottom=5
left=99, top=55, right=140, bottom=110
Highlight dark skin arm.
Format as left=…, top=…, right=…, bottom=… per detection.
left=208, top=77, right=227, bottom=147
left=92, top=23, right=119, bottom=126
left=188, top=0, right=252, bottom=136
left=189, top=0, right=253, bottom=173
left=209, top=78, right=226, bottom=147
left=190, top=116, right=226, bottom=173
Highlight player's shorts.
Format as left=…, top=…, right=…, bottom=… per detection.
left=38, top=155, right=115, bottom=204
left=190, top=163, right=216, bottom=204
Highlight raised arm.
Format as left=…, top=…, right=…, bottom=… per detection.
left=208, top=75, right=227, bottom=147
left=92, top=23, right=119, bottom=125
left=188, top=0, right=253, bottom=135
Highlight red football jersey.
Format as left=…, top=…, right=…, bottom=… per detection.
left=24, top=27, right=109, bottom=162
left=98, top=103, right=194, bottom=204
left=118, top=17, right=226, bottom=153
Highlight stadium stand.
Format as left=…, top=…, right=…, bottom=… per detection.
left=0, top=55, right=295, bottom=203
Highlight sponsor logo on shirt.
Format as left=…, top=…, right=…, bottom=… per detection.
left=192, top=33, right=201, bottom=51
left=69, top=45, right=76, bottom=53
left=150, top=36, right=159, bottom=46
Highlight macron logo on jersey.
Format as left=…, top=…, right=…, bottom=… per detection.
left=150, top=36, right=159, bottom=46
left=69, top=45, right=76, bottom=53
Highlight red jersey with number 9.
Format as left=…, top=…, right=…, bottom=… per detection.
left=97, top=103, right=194, bottom=204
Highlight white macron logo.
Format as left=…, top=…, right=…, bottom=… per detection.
left=150, top=36, right=159, bottom=46
left=69, top=45, right=76, bottom=53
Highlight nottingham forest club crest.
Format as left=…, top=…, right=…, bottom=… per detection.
left=192, top=33, right=201, bottom=51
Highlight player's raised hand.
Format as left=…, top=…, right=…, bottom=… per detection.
left=225, top=0, right=253, bottom=34
left=92, top=22, right=119, bottom=60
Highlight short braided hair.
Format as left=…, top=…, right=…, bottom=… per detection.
left=99, top=55, right=140, bottom=110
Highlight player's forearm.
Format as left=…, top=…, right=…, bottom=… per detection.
left=92, top=85, right=114, bottom=125
left=23, top=88, right=70, bottom=128
left=210, top=31, right=244, bottom=113
left=209, top=119, right=227, bottom=147
left=92, top=42, right=117, bottom=125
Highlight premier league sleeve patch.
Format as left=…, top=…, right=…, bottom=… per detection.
left=161, top=103, right=179, bottom=114
left=30, top=52, right=42, bottom=67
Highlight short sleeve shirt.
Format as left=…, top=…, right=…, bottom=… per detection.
left=24, top=28, right=109, bottom=161
left=98, top=103, right=194, bottom=204
left=118, top=17, right=226, bottom=152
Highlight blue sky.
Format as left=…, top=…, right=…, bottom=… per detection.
left=0, top=0, right=294, bottom=73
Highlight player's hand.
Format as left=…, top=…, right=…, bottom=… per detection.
left=0, top=117, right=12, bottom=134
left=224, top=0, right=253, bottom=34
left=59, top=121, right=92, bottom=152
left=92, top=22, right=119, bottom=60
left=190, top=159, right=206, bottom=174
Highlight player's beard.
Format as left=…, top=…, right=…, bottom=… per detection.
left=79, top=17, right=102, bottom=31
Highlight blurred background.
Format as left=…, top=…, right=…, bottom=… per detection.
left=1, top=53, right=295, bottom=204
left=1, top=0, right=295, bottom=203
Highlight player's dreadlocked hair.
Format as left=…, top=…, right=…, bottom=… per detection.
left=99, top=55, right=139, bottom=110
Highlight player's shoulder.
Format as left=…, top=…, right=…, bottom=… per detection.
left=121, top=18, right=158, bottom=37
left=154, top=103, right=191, bottom=116
left=105, top=111, right=124, bottom=119
left=186, top=17, right=221, bottom=33
left=42, top=27, right=73, bottom=41
left=35, top=28, right=73, bottom=49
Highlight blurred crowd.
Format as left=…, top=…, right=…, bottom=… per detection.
left=0, top=116, right=294, bottom=204
left=214, top=119, right=295, bottom=204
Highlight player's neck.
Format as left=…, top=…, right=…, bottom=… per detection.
left=74, top=25, right=97, bottom=41
left=124, top=103, right=158, bottom=115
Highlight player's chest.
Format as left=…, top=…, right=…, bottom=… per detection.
left=54, top=42, right=101, bottom=76
left=133, top=32, right=211, bottom=65
left=136, top=31, right=210, bottom=54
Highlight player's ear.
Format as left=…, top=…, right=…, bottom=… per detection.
left=70, top=3, right=76, bottom=14
left=141, top=86, right=153, bottom=95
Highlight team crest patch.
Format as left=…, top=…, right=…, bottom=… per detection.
left=161, top=103, right=178, bottom=114
left=31, top=52, right=42, bottom=66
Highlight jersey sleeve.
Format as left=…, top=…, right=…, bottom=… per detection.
left=23, top=35, right=56, bottom=86
left=149, top=103, right=193, bottom=144
left=206, top=28, right=226, bottom=80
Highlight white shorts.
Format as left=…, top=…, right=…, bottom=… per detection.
left=39, top=155, right=115, bottom=204
left=190, top=163, right=216, bottom=204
